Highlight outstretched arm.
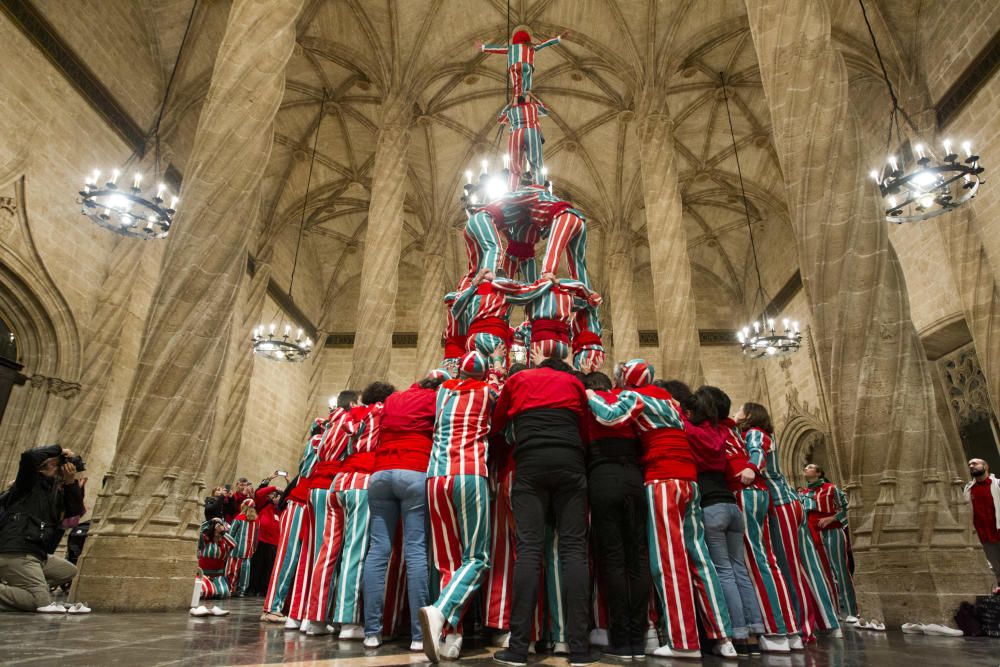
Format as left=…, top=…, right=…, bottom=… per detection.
left=587, top=389, right=643, bottom=426
left=744, top=429, right=766, bottom=470
left=481, top=42, right=509, bottom=54
left=535, top=35, right=562, bottom=50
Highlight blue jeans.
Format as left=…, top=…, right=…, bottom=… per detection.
left=362, top=469, right=428, bottom=639
left=703, top=502, right=765, bottom=639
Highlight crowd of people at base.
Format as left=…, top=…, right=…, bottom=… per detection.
left=193, top=350, right=864, bottom=666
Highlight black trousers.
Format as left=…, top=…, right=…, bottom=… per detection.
left=589, top=461, right=650, bottom=650
left=509, top=455, right=590, bottom=655
left=248, top=542, right=277, bottom=596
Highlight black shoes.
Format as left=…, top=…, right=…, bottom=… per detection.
left=602, top=645, right=634, bottom=662
left=493, top=648, right=528, bottom=666
left=569, top=649, right=602, bottom=666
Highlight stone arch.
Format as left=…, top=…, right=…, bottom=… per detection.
left=0, top=177, right=82, bottom=482
left=778, top=412, right=833, bottom=488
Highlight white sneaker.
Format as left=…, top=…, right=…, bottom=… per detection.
left=419, top=606, right=446, bottom=662
left=409, top=640, right=423, bottom=652
left=553, top=641, right=570, bottom=655
left=867, top=620, right=886, bottom=631
left=299, top=620, right=310, bottom=633
left=442, top=633, right=463, bottom=659
left=528, top=641, right=536, bottom=654
left=494, top=631, right=511, bottom=648
left=713, top=640, right=737, bottom=658
left=338, top=624, right=365, bottom=640
left=901, top=623, right=925, bottom=634
left=362, top=633, right=382, bottom=648
left=759, top=634, right=790, bottom=653
left=787, top=633, right=804, bottom=650
left=284, top=617, right=300, bottom=630
left=829, top=628, right=843, bottom=638
left=210, top=606, right=230, bottom=616
left=188, top=605, right=210, bottom=617
left=644, top=628, right=660, bottom=655
left=922, top=623, right=963, bottom=637
left=66, top=602, right=92, bottom=615
left=589, top=628, right=609, bottom=647
left=307, top=624, right=334, bottom=636
left=845, top=615, right=859, bottom=625
left=652, top=644, right=701, bottom=659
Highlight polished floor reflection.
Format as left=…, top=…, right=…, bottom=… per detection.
left=0, top=597, right=995, bottom=666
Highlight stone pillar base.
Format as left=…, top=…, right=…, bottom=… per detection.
left=854, top=545, right=991, bottom=625
left=72, top=534, right=198, bottom=611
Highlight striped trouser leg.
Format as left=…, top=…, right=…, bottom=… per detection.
left=522, top=64, right=533, bottom=94
left=509, top=63, right=524, bottom=98
left=288, top=499, right=317, bottom=620
left=544, top=524, right=566, bottom=643
left=796, top=519, right=840, bottom=630
left=263, top=500, right=306, bottom=614
left=485, top=469, right=515, bottom=630
left=225, top=555, right=240, bottom=591
left=769, top=501, right=818, bottom=637
left=429, top=475, right=492, bottom=630
left=530, top=339, right=571, bottom=364
left=822, top=528, right=857, bottom=617
left=524, top=128, right=545, bottom=185
left=683, top=484, right=733, bottom=639
left=541, top=212, right=589, bottom=287
left=470, top=332, right=506, bottom=359
left=645, top=480, right=699, bottom=651
left=305, top=488, right=345, bottom=622
left=509, top=128, right=526, bottom=190
left=237, top=558, right=252, bottom=596
left=807, top=525, right=838, bottom=609
left=736, top=488, right=796, bottom=635
left=464, top=211, right=504, bottom=275
left=202, top=572, right=230, bottom=600
left=383, top=520, right=409, bottom=638
left=332, top=489, right=371, bottom=624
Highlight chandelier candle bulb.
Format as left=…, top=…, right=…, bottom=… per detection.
left=481, top=159, right=488, bottom=175
left=465, top=170, right=472, bottom=184
left=963, top=141, right=972, bottom=158
left=915, top=144, right=925, bottom=159
left=170, top=196, right=178, bottom=210
left=156, top=183, right=166, bottom=200
left=888, top=156, right=898, bottom=172
left=296, top=328, right=303, bottom=340
left=870, top=169, right=879, bottom=183
left=133, top=173, right=142, bottom=190
left=943, top=139, right=953, bottom=155
left=269, top=323, right=276, bottom=334
left=111, top=169, right=120, bottom=186
left=503, top=153, right=510, bottom=169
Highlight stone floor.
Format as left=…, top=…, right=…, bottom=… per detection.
left=0, top=597, right=996, bottom=666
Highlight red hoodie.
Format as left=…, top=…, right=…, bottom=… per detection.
left=254, top=485, right=281, bottom=545
left=683, top=416, right=729, bottom=474
left=374, top=384, right=438, bottom=473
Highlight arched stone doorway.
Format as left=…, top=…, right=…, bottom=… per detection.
left=779, top=413, right=835, bottom=489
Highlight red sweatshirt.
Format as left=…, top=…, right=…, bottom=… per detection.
left=587, top=389, right=637, bottom=443
left=683, top=417, right=729, bottom=474
left=254, top=485, right=281, bottom=545
left=492, top=366, right=589, bottom=435
left=374, top=384, right=438, bottom=473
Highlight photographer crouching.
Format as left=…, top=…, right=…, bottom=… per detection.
left=0, top=444, right=87, bottom=613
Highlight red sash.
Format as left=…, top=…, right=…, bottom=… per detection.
left=532, top=318, right=570, bottom=344
left=469, top=317, right=513, bottom=344
left=340, top=451, right=376, bottom=475
left=445, top=334, right=467, bottom=359
left=308, top=460, right=342, bottom=490
left=287, top=481, right=312, bottom=504
left=572, top=330, right=602, bottom=353
left=507, top=240, right=536, bottom=258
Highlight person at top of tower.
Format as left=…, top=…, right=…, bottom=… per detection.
left=477, top=29, right=568, bottom=98
left=498, top=93, right=549, bottom=190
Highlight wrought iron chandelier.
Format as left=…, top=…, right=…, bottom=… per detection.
left=77, top=0, right=198, bottom=240
left=719, top=75, right=802, bottom=359
left=860, top=0, right=985, bottom=224
left=460, top=156, right=553, bottom=211
left=252, top=92, right=326, bottom=363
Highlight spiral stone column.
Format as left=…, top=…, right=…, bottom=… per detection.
left=745, top=0, right=985, bottom=622
left=636, top=98, right=703, bottom=385
left=414, top=216, right=449, bottom=377
left=348, top=97, right=412, bottom=387
left=72, top=0, right=304, bottom=611
left=604, top=225, right=640, bottom=363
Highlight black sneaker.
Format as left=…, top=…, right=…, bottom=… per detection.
left=494, top=648, right=528, bottom=666
left=602, top=645, right=633, bottom=662
left=630, top=640, right=647, bottom=660
left=747, top=638, right=761, bottom=656
left=734, top=639, right=751, bottom=658
left=569, top=649, right=602, bottom=666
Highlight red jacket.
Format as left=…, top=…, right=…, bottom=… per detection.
left=254, top=485, right=281, bottom=545
left=683, top=417, right=729, bottom=474
left=492, top=366, right=589, bottom=436
left=374, top=384, right=437, bottom=473
left=587, top=389, right=637, bottom=443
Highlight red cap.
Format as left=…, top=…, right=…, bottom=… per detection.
left=512, top=30, right=531, bottom=44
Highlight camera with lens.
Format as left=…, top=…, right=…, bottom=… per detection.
left=58, top=453, right=86, bottom=472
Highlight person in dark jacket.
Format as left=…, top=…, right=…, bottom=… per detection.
left=0, top=444, right=84, bottom=612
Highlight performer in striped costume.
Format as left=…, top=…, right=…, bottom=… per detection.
left=587, top=360, right=731, bottom=659
left=226, top=499, right=259, bottom=597
left=262, top=422, right=323, bottom=621
left=738, top=403, right=841, bottom=641
left=498, top=94, right=549, bottom=189
left=800, top=464, right=857, bottom=618
left=443, top=273, right=476, bottom=375
left=420, top=352, right=501, bottom=662
left=571, top=301, right=605, bottom=373
left=480, top=30, right=564, bottom=98
left=330, top=385, right=394, bottom=637
left=521, top=278, right=600, bottom=366
left=199, top=519, right=237, bottom=599
left=304, top=392, right=360, bottom=633
left=451, top=276, right=550, bottom=361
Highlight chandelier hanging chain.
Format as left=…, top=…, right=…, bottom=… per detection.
left=720, top=73, right=767, bottom=315
left=152, top=0, right=200, bottom=178
left=288, top=90, right=327, bottom=299
left=858, top=0, right=914, bottom=151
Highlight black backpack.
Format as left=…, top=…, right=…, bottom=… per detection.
left=956, top=601, right=981, bottom=637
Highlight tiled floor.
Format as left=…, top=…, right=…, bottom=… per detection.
left=0, top=597, right=996, bottom=666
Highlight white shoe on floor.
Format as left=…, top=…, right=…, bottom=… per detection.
left=553, top=641, right=570, bottom=655
left=284, top=617, right=300, bottom=630
left=787, top=634, right=804, bottom=650
left=442, top=633, right=463, bottom=659
left=306, top=624, right=333, bottom=636
left=845, top=615, right=859, bottom=626
left=209, top=606, right=229, bottom=616
left=759, top=635, right=790, bottom=653
left=652, top=644, right=701, bottom=659
left=418, top=606, right=445, bottom=662
left=528, top=641, right=536, bottom=654
left=922, top=623, right=963, bottom=637
left=867, top=620, right=886, bottom=631
left=189, top=605, right=210, bottom=617
left=589, top=628, right=609, bottom=647
left=362, top=633, right=382, bottom=648
left=901, top=623, right=925, bottom=634
left=66, top=602, right=92, bottom=615
left=338, top=624, right=365, bottom=640
left=494, top=631, right=511, bottom=648
left=829, top=628, right=843, bottom=638
left=713, top=640, right=737, bottom=658
left=299, top=620, right=310, bottom=633
left=409, top=640, right=423, bottom=652
left=644, top=628, right=660, bottom=655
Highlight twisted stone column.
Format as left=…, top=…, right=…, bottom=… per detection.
left=604, top=225, right=640, bottom=362
left=745, top=0, right=985, bottom=622
left=414, top=217, right=448, bottom=377
left=348, top=98, right=411, bottom=387
left=73, top=0, right=303, bottom=611
left=636, top=100, right=703, bottom=384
